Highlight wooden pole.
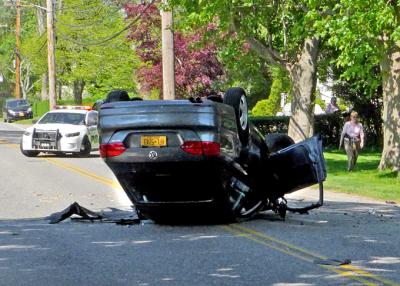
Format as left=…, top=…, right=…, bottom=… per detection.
left=161, top=0, right=175, bottom=100
left=46, top=0, right=57, bottom=110
left=15, top=0, right=21, bottom=99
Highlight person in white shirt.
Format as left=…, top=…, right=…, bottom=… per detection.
left=339, top=111, right=365, bottom=171
left=326, top=97, right=339, bottom=114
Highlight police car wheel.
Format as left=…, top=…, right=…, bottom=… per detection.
left=79, top=137, right=91, bottom=157
left=20, top=141, right=39, bottom=157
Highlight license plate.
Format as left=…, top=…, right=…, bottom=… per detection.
left=141, top=136, right=167, bottom=147
left=19, top=112, right=24, bottom=117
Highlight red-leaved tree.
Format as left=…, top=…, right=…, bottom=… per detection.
left=125, top=1, right=223, bottom=98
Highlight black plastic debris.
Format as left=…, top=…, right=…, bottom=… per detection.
left=114, top=218, right=141, bottom=225
left=313, top=258, right=351, bottom=266
left=48, top=202, right=103, bottom=224
left=385, top=201, right=397, bottom=205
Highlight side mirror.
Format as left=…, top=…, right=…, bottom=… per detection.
left=86, top=118, right=98, bottom=126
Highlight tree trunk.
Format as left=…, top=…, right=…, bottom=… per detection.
left=41, top=73, right=48, bottom=100
left=58, top=81, right=62, bottom=100
left=379, top=47, right=400, bottom=172
left=73, top=80, right=85, bottom=104
left=287, top=37, right=319, bottom=142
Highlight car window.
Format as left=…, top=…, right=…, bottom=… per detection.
left=38, top=112, right=86, bottom=125
left=7, top=100, right=28, bottom=108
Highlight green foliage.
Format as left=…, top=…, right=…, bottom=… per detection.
left=323, top=150, right=400, bottom=201
left=55, top=0, right=140, bottom=96
left=0, top=1, right=17, bottom=96
left=31, top=100, right=49, bottom=118
left=252, top=68, right=289, bottom=116
left=315, top=98, right=326, bottom=110
left=322, top=0, right=399, bottom=88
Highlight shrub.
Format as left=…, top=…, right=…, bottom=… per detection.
left=251, top=113, right=381, bottom=147
left=251, top=68, right=289, bottom=116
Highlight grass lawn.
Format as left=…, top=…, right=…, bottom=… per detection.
left=323, top=150, right=400, bottom=202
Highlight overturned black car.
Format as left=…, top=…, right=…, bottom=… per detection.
left=98, top=88, right=326, bottom=222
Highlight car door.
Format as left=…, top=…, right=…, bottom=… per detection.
left=86, top=111, right=99, bottom=149
left=268, top=136, right=327, bottom=194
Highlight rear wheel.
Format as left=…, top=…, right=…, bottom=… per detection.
left=20, top=141, right=39, bottom=157
left=224, top=87, right=249, bottom=145
left=265, top=133, right=295, bottom=153
left=79, top=137, right=91, bottom=157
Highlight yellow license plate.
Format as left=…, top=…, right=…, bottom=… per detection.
left=19, top=112, right=24, bottom=116
left=141, top=136, right=167, bottom=147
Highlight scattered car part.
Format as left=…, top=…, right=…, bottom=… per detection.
left=48, top=202, right=103, bottom=224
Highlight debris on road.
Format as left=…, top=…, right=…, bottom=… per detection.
left=48, top=202, right=144, bottom=225
left=48, top=202, right=103, bottom=224
left=385, top=201, right=397, bottom=205
left=313, top=258, right=351, bottom=266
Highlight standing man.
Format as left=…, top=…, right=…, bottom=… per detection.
left=339, top=111, right=365, bottom=171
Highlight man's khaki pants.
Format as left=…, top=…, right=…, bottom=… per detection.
left=344, top=138, right=360, bottom=171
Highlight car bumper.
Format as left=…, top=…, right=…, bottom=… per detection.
left=7, top=112, right=32, bottom=120
left=21, top=134, right=83, bottom=153
left=109, top=158, right=231, bottom=201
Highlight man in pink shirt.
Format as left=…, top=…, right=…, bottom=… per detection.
left=339, top=111, right=365, bottom=171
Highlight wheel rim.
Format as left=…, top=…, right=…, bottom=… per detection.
left=239, top=200, right=263, bottom=217
left=239, top=95, right=248, bottom=130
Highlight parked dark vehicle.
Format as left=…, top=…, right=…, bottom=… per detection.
left=98, top=88, right=326, bottom=223
left=2, top=99, right=33, bottom=123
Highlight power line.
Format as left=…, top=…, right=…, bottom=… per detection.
left=55, top=0, right=156, bottom=47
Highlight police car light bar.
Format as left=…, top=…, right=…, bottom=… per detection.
left=56, top=105, right=92, bottom=111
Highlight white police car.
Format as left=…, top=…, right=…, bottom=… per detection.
left=20, top=106, right=99, bottom=157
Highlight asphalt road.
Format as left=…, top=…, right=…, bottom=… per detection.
left=0, top=122, right=399, bottom=286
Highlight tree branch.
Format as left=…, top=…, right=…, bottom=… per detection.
left=230, top=14, right=287, bottom=68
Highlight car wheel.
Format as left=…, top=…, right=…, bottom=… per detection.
left=20, top=141, right=39, bottom=157
left=224, top=87, right=249, bottom=145
left=79, top=137, right=91, bottom=157
left=265, top=133, right=295, bottom=153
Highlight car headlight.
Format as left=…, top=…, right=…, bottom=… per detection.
left=23, top=131, right=31, bottom=136
left=9, top=110, right=16, bottom=115
left=65, top=132, right=80, bottom=137
left=27, top=107, right=32, bottom=113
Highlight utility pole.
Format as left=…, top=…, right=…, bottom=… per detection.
left=15, top=0, right=21, bottom=99
left=46, top=0, right=57, bottom=110
left=161, top=0, right=175, bottom=100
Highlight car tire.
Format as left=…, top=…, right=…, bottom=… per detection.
left=20, top=141, right=39, bottom=157
left=224, top=87, right=249, bottom=145
left=79, top=137, right=91, bottom=157
left=265, top=133, right=295, bottom=153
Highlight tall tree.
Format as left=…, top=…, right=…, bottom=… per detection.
left=55, top=0, right=139, bottom=102
left=170, top=0, right=332, bottom=142
left=327, top=0, right=400, bottom=172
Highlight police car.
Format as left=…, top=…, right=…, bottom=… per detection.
left=20, top=106, right=99, bottom=157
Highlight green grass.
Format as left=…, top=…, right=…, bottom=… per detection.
left=323, top=150, right=400, bottom=202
